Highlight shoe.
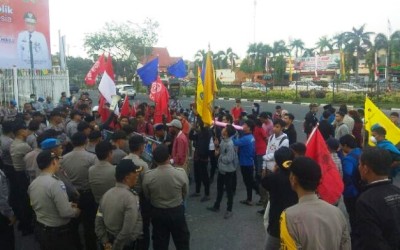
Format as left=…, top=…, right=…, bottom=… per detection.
left=190, top=193, right=201, bottom=197
left=200, top=196, right=211, bottom=202
left=224, top=211, right=233, bottom=219
left=257, top=209, right=265, bottom=215
left=207, top=206, right=220, bottom=212
left=240, top=200, right=253, bottom=206
left=256, top=200, right=263, bottom=206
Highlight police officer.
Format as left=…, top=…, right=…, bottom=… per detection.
left=142, top=145, right=190, bottom=250
left=0, top=169, right=16, bottom=250
left=61, top=132, right=97, bottom=250
left=124, top=135, right=151, bottom=250
left=17, top=12, right=51, bottom=69
left=0, top=100, right=18, bottom=122
left=95, top=159, right=143, bottom=250
left=28, top=150, right=81, bottom=250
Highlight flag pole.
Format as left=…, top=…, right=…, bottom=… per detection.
left=305, top=124, right=319, bottom=146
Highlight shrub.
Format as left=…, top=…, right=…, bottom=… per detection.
left=315, top=90, right=326, bottom=99
left=299, top=91, right=311, bottom=98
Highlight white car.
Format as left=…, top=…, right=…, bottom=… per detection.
left=289, top=82, right=323, bottom=91
left=241, top=82, right=267, bottom=92
left=116, top=84, right=136, bottom=99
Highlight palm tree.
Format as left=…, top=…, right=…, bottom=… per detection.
left=226, top=47, right=239, bottom=70
left=302, top=48, right=315, bottom=57
left=344, top=24, right=374, bottom=81
left=375, top=31, right=400, bottom=79
left=272, top=40, right=289, bottom=57
left=332, top=32, right=347, bottom=50
left=290, top=39, right=305, bottom=58
left=315, top=36, right=333, bottom=54
left=194, top=49, right=206, bottom=68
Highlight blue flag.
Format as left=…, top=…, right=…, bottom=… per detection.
left=137, top=58, right=159, bottom=86
left=167, top=58, right=187, bottom=78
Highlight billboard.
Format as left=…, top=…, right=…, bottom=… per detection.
left=294, top=54, right=340, bottom=71
left=0, top=0, right=51, bottom=69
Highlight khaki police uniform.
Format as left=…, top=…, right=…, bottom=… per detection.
left=142, top=164, right=190, bottom=250
left=95, top=183, right=143, bottom=250
left=88, top=161, right=116, bottom=204
left=61, top=147, right=98, bottom=250
left=28, top=172, right=79, bottom=250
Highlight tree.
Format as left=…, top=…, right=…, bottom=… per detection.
left=66, top=56, right=94, bottom=85
left=374, top=30, right=400, bottom=76
left=290, top=39, right=305, bottom=58
left=344, top=24, right=374, bottom=81
left=271, top=55, right=286, bottom=84
left=194, top=49, right=207, bottom=68
left=332, top=32, right=347, bottom=50
left=226, top=47, right=239, bottom=70
left=315, top=36, right=333, bottom=54
left=84, top=19, right=159, bottom=84
left=302, top=48, right=315, bottom=57
left=272, top=40, right=289, bottom=57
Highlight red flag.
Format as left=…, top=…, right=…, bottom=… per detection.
left=106, top=54, right=115, bottom=81
left=120, top=95, right=130, bottom=117
left=85, top=54, right=105, bottom=85
left=98, top=94, right=108, bottom=123
left=98, top=55, right=118, bottom=122
left=130, top=102, right=137, bottom=117
left=305, top=127, right=344, bottom=204
left=149, top=77, right=170, bottom=124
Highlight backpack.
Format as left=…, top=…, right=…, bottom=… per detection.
left=269, top=134, right=288, bottom=146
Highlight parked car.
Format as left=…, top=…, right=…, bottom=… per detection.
left=289, top=82, right=323, bottom=91
left=241, top=82, right=267, bottom=92
left=328, top=82, right=368, bottom=92
left=116, top=84, right=136, bottom=99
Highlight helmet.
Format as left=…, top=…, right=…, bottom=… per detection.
left=92, top=105, right=99, bottom=112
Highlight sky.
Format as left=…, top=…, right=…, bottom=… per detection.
left=49, top=0, right=400, bottom=61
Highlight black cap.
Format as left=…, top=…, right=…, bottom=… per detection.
left=111, top=130, right=127, bottom=141
left=12, top=122, right=27, bottom=134
left=115, top=159, right=142, bottom=181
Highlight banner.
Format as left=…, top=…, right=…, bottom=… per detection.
left=294, top=54, right=340, bottom=71
left=0, top=0, right=51, bottom=69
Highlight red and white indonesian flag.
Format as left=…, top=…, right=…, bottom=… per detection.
left=98, top=55, right=118, bottom=114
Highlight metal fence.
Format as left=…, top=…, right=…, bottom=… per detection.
left=0, top=68, right=69, bottom=108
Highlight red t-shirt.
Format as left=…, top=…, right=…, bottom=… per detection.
left=231, top=107, right=243, bottom=122
left=254, top=126, right=267, bottom=155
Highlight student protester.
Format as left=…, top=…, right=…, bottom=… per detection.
left=282, top=113, right=297, bottom=145
left=326, top=138, right=343, bottom=177
left=389, top=111, right=400, bottom=128
left=253, top=118, right=267, bottom=206
left=354, top=147, right=400, bottom=249
left=207, top=125, right=238, bottom=219
left=303, top=103, right=318, bottom=138
left=233, top=120, right=256, bottom=206
left=280, top=157, right=351, bottom=249
left=231, top=99, right=243, bottom=125
left=189, top=118, right=212, bottom=201
left=95, top=159, right=143, bottom=250
left=319, top=110, right=334, bottom=140
left=289, top=142, right=306, bottom=158
left=348, top=110, right=363, bottom=148
left=262, top=147, right=298, bottom=250
left=339, top=134, right=362, bottom=233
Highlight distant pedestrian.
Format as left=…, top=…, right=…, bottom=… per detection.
left=231, top=99, right=243, bottom=125
left=303, top=103, right=318, bottom=138
left=272, top=105, right=282, bottom=121
left=319, top=110, right=334, bottom=140
left=282, top=113, right=297, bottom=145
left=335, top=111, right=350, bottom=139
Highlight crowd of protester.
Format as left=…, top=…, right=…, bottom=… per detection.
left=0, top=92, right=399, bottom=250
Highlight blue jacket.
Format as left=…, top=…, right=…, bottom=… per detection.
left=342, top=148, right=362, bottom=198
left=233, top=133, right=255, bottom=167
left=377, top=140, right=400, bottom=177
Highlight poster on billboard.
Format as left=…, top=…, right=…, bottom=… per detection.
left=294, top=54, right=340, bottom=71
left=0, top=0, right=51, bottom=69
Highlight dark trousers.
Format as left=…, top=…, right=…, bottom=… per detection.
left=74, top=190, right=97, bottom=250
left=208, top=150, right=218, bottom=180
left=107, top=233, right=137, bottom=250
left=151, top=205, right=190, bottom=250
left=140, top=195, right=152, bottom=250
left=14, top=171, right=33, bottom=234
left=241, top=166, right=255, bottom=201
left=214, top=172, right=235, bottom=211
left=194, top=160, right=210, bottom=196
left=34, top=221, right=77, bottom=250
left=0, top=214, right=14, bottom=250
left=344, top=196, right=357, bottom=231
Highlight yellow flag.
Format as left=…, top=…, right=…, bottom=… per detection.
left=280, top=211, right=297, bottom=250
left=196, top=67, right=203, bottom=117
left=202, top=52, right=215, bottom=126
left=365, top=97, right=400, bottom=145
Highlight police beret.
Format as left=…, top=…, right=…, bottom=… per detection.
left=41, top=138, right=61, bottom=150
left=153, top=123, right=165, bottom=131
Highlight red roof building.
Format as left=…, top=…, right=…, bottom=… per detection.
left=141, top=47, right=181, bottom=73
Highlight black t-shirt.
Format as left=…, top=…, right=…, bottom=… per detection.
left=261, top=170, right=298, bottom=238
